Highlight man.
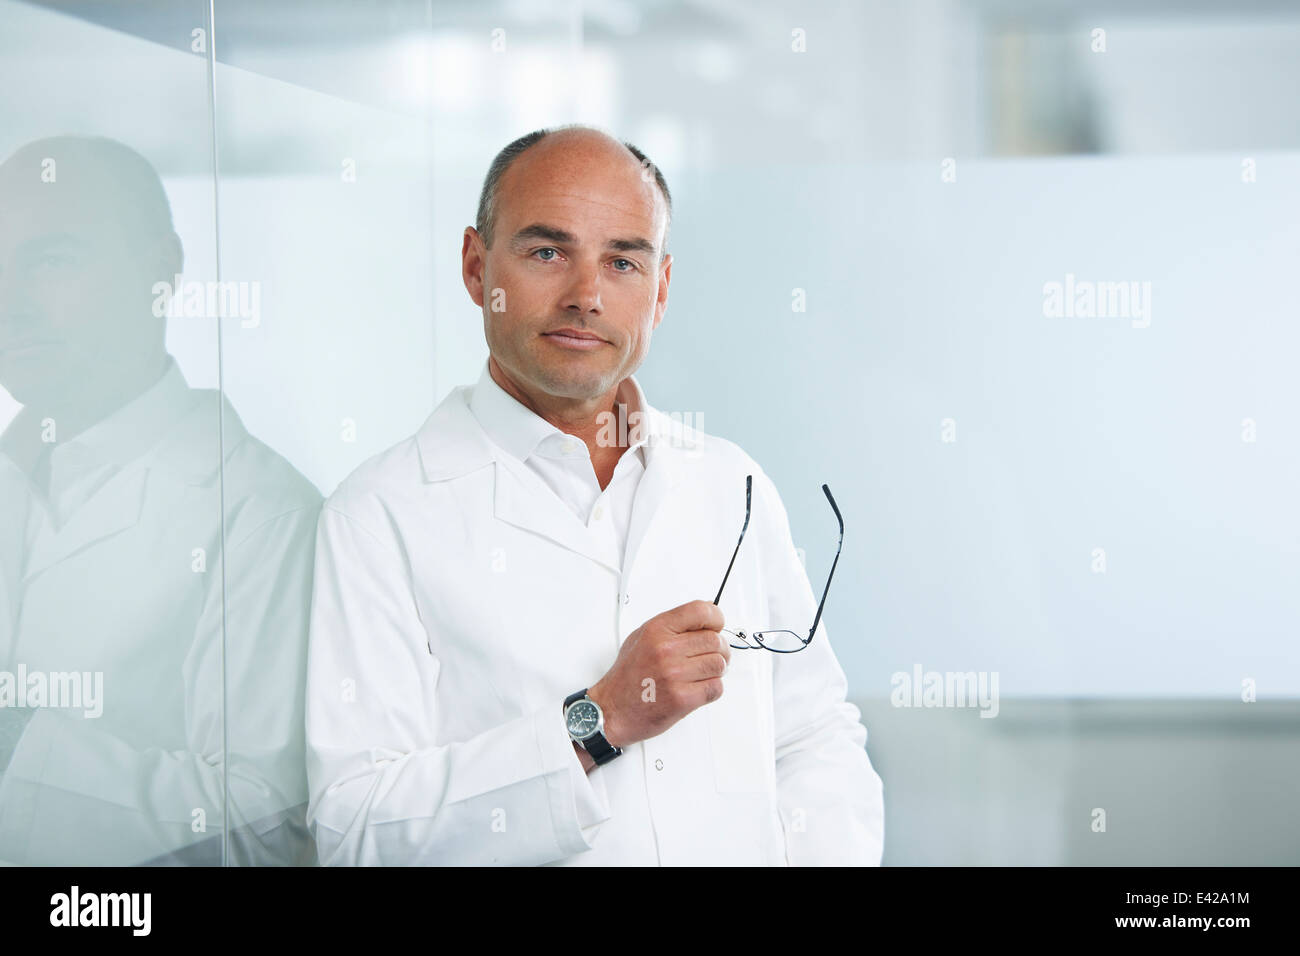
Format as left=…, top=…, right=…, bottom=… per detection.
left=0, top=136, right=319, bottom=864
left=305, top=124, right=884, bottom=865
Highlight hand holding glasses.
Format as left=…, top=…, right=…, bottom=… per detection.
left=712, top=475, right=843, bottom=653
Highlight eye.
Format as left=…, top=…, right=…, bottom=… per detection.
left=533, top=247, right=560, bottom=262
left=612, top=258, right=635, bottom=272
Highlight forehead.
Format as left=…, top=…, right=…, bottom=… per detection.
left=495, top=135, right=667, bottom=239
left=0, top=165, right=146, bottom=249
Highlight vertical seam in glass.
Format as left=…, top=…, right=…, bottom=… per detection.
left=426, top=0, right=438, bottom=408
left=203, top=0, right=229, bottom=869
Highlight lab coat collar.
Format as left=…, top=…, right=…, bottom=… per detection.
left=467, top=358, right=654, bottom=467
left=12, top=356, right=254, bottom=583
left=0, top=354, right=246, bottom=488
left=415, top=385, right=496, bottom=483
left=59, top=355, right=195, bottom=473
left=418, top=362, right=674, bottom=484
left=466, top=361, right=562, bottom=465
left=0, top=355, right=184, bottom=472
left=106, top=360, right=254, bottom=488
left=416, top=365, right=691, bottom=581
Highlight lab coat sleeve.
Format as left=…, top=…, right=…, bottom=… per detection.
left=751, top=468, right=885, bottom=866
left=305, top=502, right=608, bottom=866
left=200, top=501, right=319, bottom=865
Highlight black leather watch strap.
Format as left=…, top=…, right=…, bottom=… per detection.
left=583, top=732, right=620, bottom=765
left=563, top=688, right=623, bottom=765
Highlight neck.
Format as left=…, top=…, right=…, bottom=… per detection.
left=37, top=353, right=170, bottom=444
left=488, top=355, right=632, bottom=489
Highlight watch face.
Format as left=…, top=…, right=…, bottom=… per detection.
left=565, top=700, right=601, bottom=740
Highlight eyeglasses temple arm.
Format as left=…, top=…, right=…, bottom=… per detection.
left=808, top=483, right=843, bottom=642
left=713, top=474, right=752, bottom=605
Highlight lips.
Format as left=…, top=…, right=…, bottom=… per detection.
left=541, top=328, right=608, bottom=350
left=543, top=327, right=604, bottom=341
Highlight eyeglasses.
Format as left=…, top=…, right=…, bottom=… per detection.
left=712, top=474, right=843, bottom=653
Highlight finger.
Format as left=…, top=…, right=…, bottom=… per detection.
left=681, top=628, right=728, bottom=659
left=662, top=599, right=724, bottom=634
left=684, top=677, right=724, bottom=709
left=669, top=652, right=728, bottom=683
left=709, top=630, right=732, bottom=665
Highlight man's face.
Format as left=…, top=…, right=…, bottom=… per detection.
left=464, top=133, right=671, bottom=404
left=0, top=161, right=166, bottom=406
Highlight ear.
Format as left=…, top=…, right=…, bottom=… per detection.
left=146, top=230, right=183, bottom=282
left=462, top=226, right=487, bottom=307
left=164, top=231, right=184, bottom=276
left=653, top=252, right=672, bottom=331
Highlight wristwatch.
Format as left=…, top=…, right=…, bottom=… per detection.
left=564, top=689, right=623, bottom=766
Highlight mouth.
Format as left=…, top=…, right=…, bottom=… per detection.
left=541, top=328, right=608, bottom=351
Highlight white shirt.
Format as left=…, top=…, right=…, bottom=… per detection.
left=305, top=365, right=885, bottom=866
left=469, top=361, right=647, bottom=569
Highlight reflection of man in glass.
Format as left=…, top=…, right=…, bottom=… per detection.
left=0, top=136, right=320, bottom=864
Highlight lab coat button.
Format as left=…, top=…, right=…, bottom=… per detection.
left=622, top=592, right=631, bottom=605
left=593, top=504, right=604, bottom=520
left=654, top=758, right=664, bottom=771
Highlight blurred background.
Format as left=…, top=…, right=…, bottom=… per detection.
left=0, top=0, right=1296, bottom=865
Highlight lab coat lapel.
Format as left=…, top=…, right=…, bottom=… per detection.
left=419, top=387, right=621, bottom=575
left=622, top=414, right=684, bottom=585
left=492, top=459, right=621, bottom=575
left=22, top=387, right=225, bottom=584
left=23, top=466, right=149, bottom=582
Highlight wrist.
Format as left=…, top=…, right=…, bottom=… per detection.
left=564, top=685, right=624, bottom=766
left=585, top=680, right=623, bottom=748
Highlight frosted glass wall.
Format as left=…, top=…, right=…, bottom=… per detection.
left=2, top=0, right=1296, bottom=865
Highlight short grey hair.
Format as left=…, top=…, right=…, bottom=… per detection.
left=474, top=124, right=672, bottom=257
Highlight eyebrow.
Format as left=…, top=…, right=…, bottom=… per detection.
left=508, top=223, right=656, bottom=257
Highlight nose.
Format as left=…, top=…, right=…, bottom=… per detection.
left=561, top=259, right=603, bottom=316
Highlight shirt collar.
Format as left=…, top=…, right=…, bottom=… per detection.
left=0, top=354, right=237, bottom=486
left=468, top=359, right=654, bottom=467
left=0, top=355, right=192, bottom=469
left=62, top=355, right=195, bottom=470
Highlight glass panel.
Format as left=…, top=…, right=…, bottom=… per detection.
left=0, top=0, right=225, bottom=863
left=5, top=0, right=1294, bottom=868
left=209, top=0, right=444, bottom=865
left=627, top=0, right=1300, bottom=864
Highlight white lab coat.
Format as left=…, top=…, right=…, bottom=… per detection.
left=0, top=359, right=320, bottom=865
left=305, top=381, right=885, bottom=866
